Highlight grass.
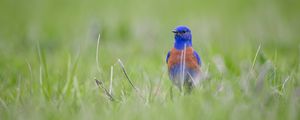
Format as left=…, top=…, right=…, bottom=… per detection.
left=0, top=0, right=300, bottom=120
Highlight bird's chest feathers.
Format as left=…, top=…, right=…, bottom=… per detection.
left=168, top=47, right=199, bottom=70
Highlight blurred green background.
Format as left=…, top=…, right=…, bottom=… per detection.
left=0, top=0, right=300, bottom=119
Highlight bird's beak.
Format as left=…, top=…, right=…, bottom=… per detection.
left=172, top=30, right=178, bottom=33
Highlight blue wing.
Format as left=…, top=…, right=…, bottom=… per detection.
left=193, top=51, right=201, bottom=65
left=166, top=51, right=170, bottom=63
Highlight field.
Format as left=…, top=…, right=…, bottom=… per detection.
left=0, top=0, right=300, bottom=119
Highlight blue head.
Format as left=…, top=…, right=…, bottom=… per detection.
left=172, top=26, right=192, bottom=50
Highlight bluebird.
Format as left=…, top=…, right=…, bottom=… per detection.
left=166, top=26, right=201, bottom=92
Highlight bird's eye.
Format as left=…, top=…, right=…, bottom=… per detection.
left=181, top=31, right=186, bottom=33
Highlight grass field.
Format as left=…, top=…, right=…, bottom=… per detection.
left=0, top=0, right=300, bottom=119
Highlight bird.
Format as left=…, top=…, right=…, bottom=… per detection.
left=166, top=26, right=201, bottom=92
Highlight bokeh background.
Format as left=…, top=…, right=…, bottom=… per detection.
left=0, top=0, right=300, bottom=119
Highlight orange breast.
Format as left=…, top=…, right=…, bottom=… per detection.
left=167, top=47, right=200, bottom=70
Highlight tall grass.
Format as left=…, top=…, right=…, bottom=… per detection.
left=0, top=0, right=299, bottom=120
